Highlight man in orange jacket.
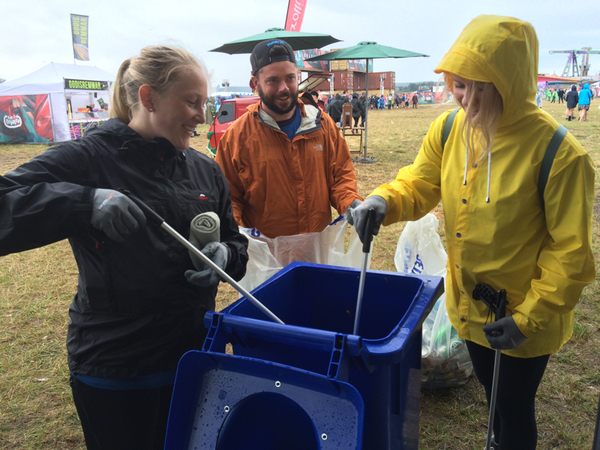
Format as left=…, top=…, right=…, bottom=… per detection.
left=216, top=39, right=362, bottom=238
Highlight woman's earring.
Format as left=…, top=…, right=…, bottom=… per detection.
left=149, top=108, right=154, bottom=112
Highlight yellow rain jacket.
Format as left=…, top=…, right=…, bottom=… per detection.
left=371, top=15, right=595, bottom=358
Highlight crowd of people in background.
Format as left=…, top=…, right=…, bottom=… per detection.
left=536, top=84, right=596, bottom=122
left=319, top=90, right=425, bottom=129
left=317, top=90, right=424, bottom=114
left=364, top=92, right=420, bottom=110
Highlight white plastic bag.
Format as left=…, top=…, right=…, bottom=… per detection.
left=238, top=216, right=366, bottom=294
left=394, top=213, right=473, bottom=389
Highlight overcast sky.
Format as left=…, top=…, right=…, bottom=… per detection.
left=2, top=0, right=600, bottom=90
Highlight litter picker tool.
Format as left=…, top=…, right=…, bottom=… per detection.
left=593, top=393, right=600, bottom=450
left=473, top=283, right=507, bottom=450
left=120, top=190, right=284, bottom=325
left=353, top=208, right=374, bottom=335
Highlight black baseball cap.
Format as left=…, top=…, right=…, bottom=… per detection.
left=250, top=39, right=296, bottom=75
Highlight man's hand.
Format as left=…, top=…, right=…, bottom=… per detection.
left=185, top=242, right=230, bottom=288
left=482, top=316, right=527, bottom=350
left=346, top=196, right=387, bottom=244
left=91, top=189, right=146, bottom=242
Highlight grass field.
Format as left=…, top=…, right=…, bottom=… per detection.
left=1, top=100, right=599, bottom=449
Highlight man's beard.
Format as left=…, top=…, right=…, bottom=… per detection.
left=257, top=84, right=298, bottom=116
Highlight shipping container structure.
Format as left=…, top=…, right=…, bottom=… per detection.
left=305, top=69, right=396, bottom=95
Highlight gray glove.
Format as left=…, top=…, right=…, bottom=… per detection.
left=482, top=316, right=527, bottom=350
left=185, top=242, right=230, bottom=288
left=346, top=200, right=363, bottom=221
left=91, top=189, right=146, bottom=242
left=346, top=196, right=388, bottom=244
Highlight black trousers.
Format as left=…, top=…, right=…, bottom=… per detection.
left=466, top=341, right=550, bottom=450
left=70, top=375, right=174, bottom=450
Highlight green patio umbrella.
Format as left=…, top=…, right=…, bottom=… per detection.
left=210, top=28, right=341, bottom=54
left=307, top=41, right=429, bottom=162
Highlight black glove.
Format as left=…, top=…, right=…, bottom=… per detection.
left=185, top=242, right=230, bottom=288
left=91, top=189, right=146, bottom=242
left=346, top=196, right=387, bottom=244
left=482, top=316, right=527, bottom=350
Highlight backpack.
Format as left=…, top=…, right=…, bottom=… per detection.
left=441, top=108, right=567, bottom=211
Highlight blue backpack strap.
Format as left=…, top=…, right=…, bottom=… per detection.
left=538, top=125, right=568, bottom=212
left=442, top=108, right=459, bottom=150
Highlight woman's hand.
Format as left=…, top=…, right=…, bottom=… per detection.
left=483, top=316, right=527, bottom=350
left=185, top=242, right=230, bottom=287
left=346, top=196, right=388, bottom=244
left=91, top=189, right=146, bottom=242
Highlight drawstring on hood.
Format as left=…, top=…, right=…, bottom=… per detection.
left=435, top=15, right=538, bottom=205
left=486, top=153, right=491, bottom=203
left=463, top=146, right=469, bottom=186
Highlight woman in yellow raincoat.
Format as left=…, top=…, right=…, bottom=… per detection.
left=349, top=15, right=595, bottom=450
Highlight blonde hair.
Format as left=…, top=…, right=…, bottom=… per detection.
left=110, top=46, right=204, bottom=123
left=444, top=73, right=503, bottom=163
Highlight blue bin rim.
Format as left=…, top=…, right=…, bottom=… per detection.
left=217, top=262, right=444, bottom=366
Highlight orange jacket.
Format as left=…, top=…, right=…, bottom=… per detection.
left=216, top=101, right=362, bottom=238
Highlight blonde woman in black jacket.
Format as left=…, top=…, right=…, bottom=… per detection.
left=0, top=46, right=248, bottom=449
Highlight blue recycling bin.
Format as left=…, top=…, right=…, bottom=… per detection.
left=165, top=262, right=443, bottom=449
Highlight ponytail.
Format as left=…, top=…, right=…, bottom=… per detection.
left=110, top=59, right=134, bottom=123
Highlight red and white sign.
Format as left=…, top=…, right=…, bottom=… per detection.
left=284, top=0, right=307, bottom=31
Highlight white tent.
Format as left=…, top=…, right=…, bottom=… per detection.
left=0, top=63, right=115, bottom=142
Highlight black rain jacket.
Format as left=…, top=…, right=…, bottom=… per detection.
left=326, top=95, right=344, bottom=122
left=0, top=118, right=248, bottom=378
left=566, top=88, right=579, bottom=109
left=350, top=94, right=364, bottom=118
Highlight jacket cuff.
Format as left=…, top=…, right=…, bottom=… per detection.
left=512, top=311, right=534, bottom=338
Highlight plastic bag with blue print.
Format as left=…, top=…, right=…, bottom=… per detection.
left=394, top=213, right=473, bottom=389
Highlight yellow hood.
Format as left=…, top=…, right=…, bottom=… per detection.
left=435, top=15, right=538, bottom=126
